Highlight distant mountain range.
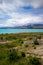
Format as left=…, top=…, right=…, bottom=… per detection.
left=0, top=24, right=43, bottom=29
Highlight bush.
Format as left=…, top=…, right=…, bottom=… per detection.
left=29, top=37, right=32, bottom=40
left=32, top=45, right=36, bottom=49
left=34, top=38, right=39, bottom=45
left=34, top=46, right=36, bottom=49
left=9, top=50, right=19, bottom=61
left=18, top=39, right=24, bottom=46
left=18, top=62, right=25, bottom=65
left=18, top=39, right=24, bottom=44
left=21, top=52, right=26, bottom=57
left=29, top=56, right=40, bottom=65
left=0, top=37, right=3, bottom=41
left=25, top=44, right=28, bottom=47
left=21, top=41, right=24, bottom=44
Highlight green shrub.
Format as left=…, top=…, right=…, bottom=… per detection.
left=0, top=37, right=3, bottom=41
left=34, top=38, right=39, bottom=45
left=29, top=56, right=40, bottom=65
left=25, top=44, right=28, bottom=47
left=18, top=62, right=25, bottom=65
left=18, top=39, right=24, bottom=46
left=21, top=52, right=26, bottom=57
left=21, top=41, right=24, bottom=44
left=32, top=44, right=36, bottom=49
left=29, top=37, right=32, bottom=40
left=18, top=39, right=24, bottom=43
left=9, top=50, right=19, bottom=61
left=34, top=46, right=36, bottom=49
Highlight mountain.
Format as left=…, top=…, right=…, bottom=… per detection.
left=14, top=24, right=43, bottom=29
left=0, top=24, right=43, bottom=29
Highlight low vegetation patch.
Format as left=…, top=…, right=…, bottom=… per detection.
left=29, top=56, right=41, bottom=65
left=0, top=33, right=43, bottom=65
left=34, top=38, right=39, bottom=45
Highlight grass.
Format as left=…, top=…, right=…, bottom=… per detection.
left=0, top=32, right=43, bottom=65
left=28, top=56, right=41, bottom=65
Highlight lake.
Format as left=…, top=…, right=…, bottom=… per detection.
left=0, top=29, right=43, bottom=34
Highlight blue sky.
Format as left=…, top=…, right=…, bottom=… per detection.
left=0, top=0, right=43, bottom=27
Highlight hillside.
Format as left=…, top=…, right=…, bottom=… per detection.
left=0, top=33, right=43, bottom=65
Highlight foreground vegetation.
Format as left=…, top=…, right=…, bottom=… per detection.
left=0, top=32, right=43, bottom=65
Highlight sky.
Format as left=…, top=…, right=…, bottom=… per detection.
left=0, top=0, right=43, bottom=27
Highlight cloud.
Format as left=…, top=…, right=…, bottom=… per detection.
left=0, top=13, right=43, bottom=27
left=0, top=0, right=43, bottom=27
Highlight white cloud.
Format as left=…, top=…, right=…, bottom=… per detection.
left=0, top=0, right=43, bottom=27
left=0, top=12, right=43, bottom=27
left=0, top=0, right=43, bottom=10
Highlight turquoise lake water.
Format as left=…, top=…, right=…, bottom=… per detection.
left=0, top=29, right=43, bottom=34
